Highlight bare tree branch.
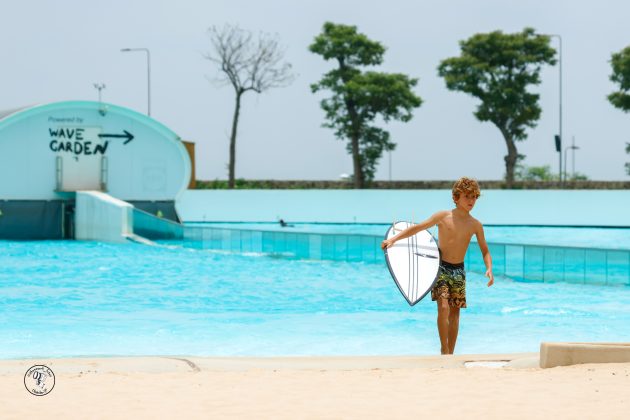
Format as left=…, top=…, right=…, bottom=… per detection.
left=204, top=25, right=295, bottom=94
left=203, top=24, right=295, bottom=188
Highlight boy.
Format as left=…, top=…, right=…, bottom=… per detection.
left=381, top=177, right=494, bottom=355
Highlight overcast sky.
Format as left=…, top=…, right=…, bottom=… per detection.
left=2, top=0, right=629, bottom=180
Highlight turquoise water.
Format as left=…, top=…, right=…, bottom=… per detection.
left=1, top=240, right=629, bottom=358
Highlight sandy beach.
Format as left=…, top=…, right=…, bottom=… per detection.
left=2, top=354, right=629, bottom=419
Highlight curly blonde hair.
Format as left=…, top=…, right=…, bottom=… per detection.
left=452, top=177, right=480, bottom=203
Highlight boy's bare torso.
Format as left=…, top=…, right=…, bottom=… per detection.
left=436, top=209, right=480, bottom=264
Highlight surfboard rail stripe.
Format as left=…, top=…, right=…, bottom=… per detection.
left=389, top=243, right=437, bottom=251
left=414, top=252, right=439, bottom=259
left=412, top=233, right=418, bottom=301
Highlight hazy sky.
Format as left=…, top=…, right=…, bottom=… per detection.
left=2, top=0, right=629, bottom=180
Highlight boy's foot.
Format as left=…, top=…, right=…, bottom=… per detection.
left=440, top=347, right=450, bottom=355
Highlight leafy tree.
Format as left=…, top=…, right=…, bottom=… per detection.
left=438, top=28, right=556, bottom=187
left=608, top=46, right=630, bottom=111
left=566, top=172, right=589, bottom=181
left=205, top=25, right=295, bottom=188
left=515, top=164, right=557, bottom=182
left=309, top=22, right=422, bottom=188
left=515, top=163, right=589, bottom=182
left=607, top=45, right=630, bottom=176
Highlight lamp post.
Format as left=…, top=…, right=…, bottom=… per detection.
left=93, top=83, right=106, bottom=103
left=547, top=34, right=563, bottom=184
left=563, top=145, right=579, bottom=181
left=120, top=48, right=151, bottom=116
left=571, top=136, right=578, bottom=177
left=564, top=137, right=579, bottom=181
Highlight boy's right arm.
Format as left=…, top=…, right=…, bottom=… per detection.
left=381, top=211, right=447, bottom=250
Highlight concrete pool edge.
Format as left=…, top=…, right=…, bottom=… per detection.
left=6, top=347, right=630, bottom=373
left=177, top=189, right=630, bottom=227
left=540, top=342, right=630, bottom=368
left=0, top=353, right=539, bottom=374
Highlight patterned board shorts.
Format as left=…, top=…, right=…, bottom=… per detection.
left=431, top=260, right=467, bottom=308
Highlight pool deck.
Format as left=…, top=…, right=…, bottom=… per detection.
left=0, top=352, right=539, bottom=374
left=3, top=354, right=629, bottom=418
left=7, top=343, right=630, bottom=373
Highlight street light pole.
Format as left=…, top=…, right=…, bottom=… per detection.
left=93, top=83, right=106, bottom=103
left=120, top=48, right=151, bottom=116
left=563, top=146, right=570, bottom=182
left=564, top=143, right=579, bottom=182
left=564, top=136, right=580, bottom=181
left=548, top=34, right=563, bottom=184
left=571, top=136, right=576, bottom=178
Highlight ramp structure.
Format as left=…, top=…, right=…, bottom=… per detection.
left=75, top=191, right=133, bottom=242
left=74, top=191, right=184, bottom=242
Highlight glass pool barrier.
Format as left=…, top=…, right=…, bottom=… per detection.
left=132, top=207, right=183, bottom=240
left=180, top=225, right=630, bottom=286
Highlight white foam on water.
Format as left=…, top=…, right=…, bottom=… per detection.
left=523, top=309, right=569, bottom=316
left=501, top=306, right=525, bottom=314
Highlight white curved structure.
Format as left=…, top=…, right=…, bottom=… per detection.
left=0, top=101, right=191, bottom=239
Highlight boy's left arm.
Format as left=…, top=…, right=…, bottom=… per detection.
left=475, top=222, right=494, bottom=287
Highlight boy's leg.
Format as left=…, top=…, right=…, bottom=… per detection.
left=436, top=299, right=450, bottom=355
left=447, top=306, right=460, bottom=354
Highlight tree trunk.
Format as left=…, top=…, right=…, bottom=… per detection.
left=501, top=129, right=518, bottom=188
left=344, top=98, right=363, bottom=189
left=228, top=91, right=242, bottom=189
left=338, top=60, right=364, bottom=189
left=351, top=132, right=363, bottom=189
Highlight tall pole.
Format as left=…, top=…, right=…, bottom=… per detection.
left=549, top=35, right=563, bottom=184
left=93, top=83, right=106, bottom=103
left=121, top=48, right=152, bottom=116
left=388, top=150, right=392, bottom=181
left=572, top=136, right=576, bottom=178
left=564, top=142, right=579, bottom=181
left=563, top=146, right=569, bottom=182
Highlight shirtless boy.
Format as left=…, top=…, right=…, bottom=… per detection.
left=381, top=177, right=494, bottom=355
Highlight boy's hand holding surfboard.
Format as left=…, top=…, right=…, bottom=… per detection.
left=382, top=221, right=441, bottom=306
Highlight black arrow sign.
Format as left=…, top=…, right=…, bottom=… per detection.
left=98, top=130, right=134, bottom=144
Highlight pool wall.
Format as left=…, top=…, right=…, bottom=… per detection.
left=182, top=225, right=630, bottom=286
left=177, top=190, right=630, bottom=227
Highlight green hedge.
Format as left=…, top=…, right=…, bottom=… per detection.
left=195, top=179, right=630, bottom=190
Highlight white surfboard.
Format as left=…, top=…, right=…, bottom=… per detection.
left=384, top=221, right=441, bottom=306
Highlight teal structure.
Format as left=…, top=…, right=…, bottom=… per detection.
left=0, top=101, right=190, bottom=239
